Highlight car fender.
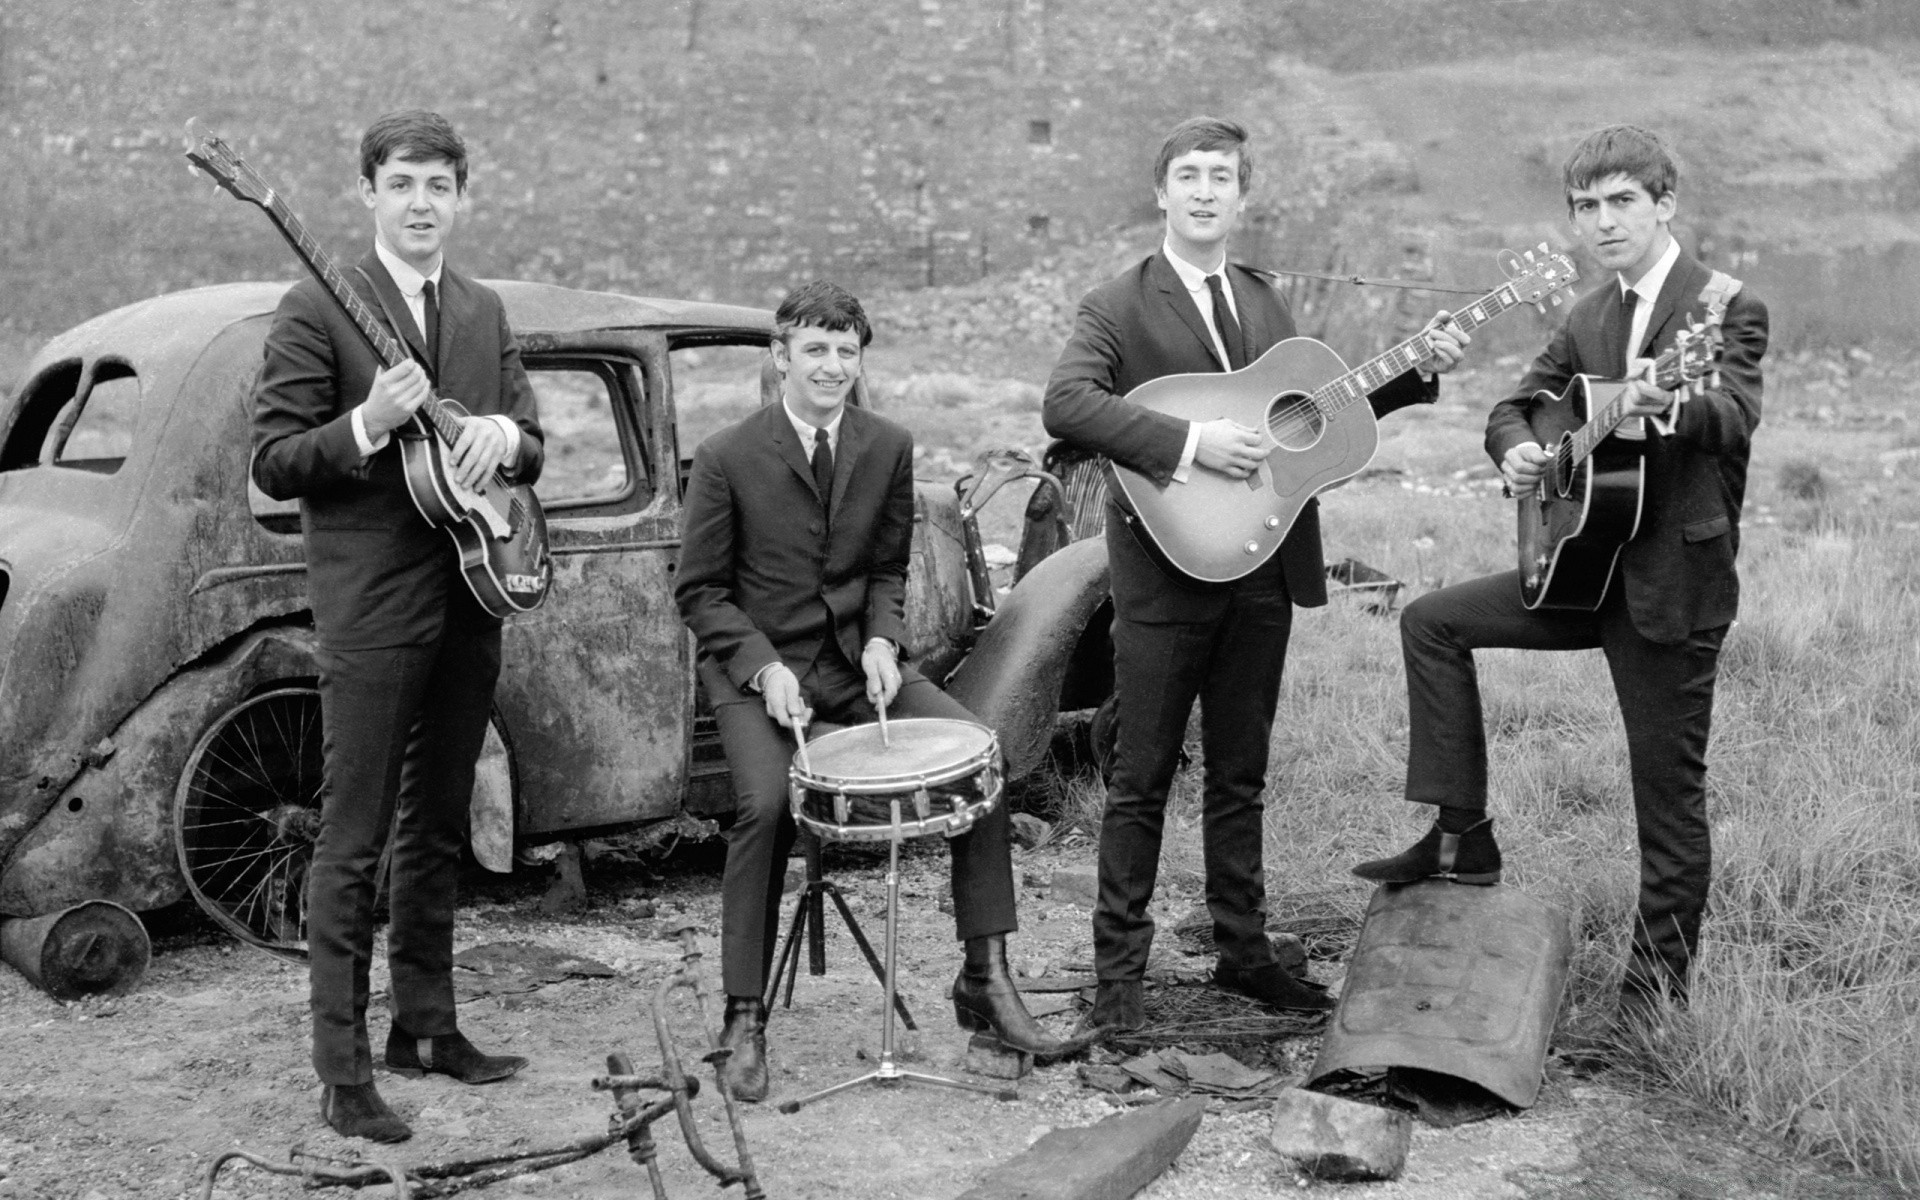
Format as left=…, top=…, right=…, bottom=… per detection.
left=0, top=626, right=318, bottom=917
left=944, top=537, right=1110, bottom=781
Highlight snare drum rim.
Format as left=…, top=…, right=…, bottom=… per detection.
left=788, top=718, right=1000, bottom=794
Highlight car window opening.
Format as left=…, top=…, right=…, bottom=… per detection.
left=0, top=357, right=140, bottom=475
left=528, top=358, right=648, bottom=514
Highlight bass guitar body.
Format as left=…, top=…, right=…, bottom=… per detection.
left=399, top=399, right=552, bottom=616
left=1516, top=376, right=1646, bottom=611
left=1111, top=337, right=1375, bottom=584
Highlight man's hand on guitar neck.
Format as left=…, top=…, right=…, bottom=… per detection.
left=358, top=360, right=431, bottom=443
left=1414, top=310, right=1470, bottom=376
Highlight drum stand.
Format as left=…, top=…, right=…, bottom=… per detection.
left=777, top=800, right=1016, bottom=1113
left=764, top=832, right=916, bottom=1028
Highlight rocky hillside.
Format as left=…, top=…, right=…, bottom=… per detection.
left=3, top=0, right=1917, bottom=362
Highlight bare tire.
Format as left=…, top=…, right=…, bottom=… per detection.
left=173, top=687, right=323, bottom=961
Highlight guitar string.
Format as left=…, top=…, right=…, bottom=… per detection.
left=1263, top=280, right=1524, bottom=441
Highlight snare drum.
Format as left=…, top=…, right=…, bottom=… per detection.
left=789, top=718, right=1003, bottom=843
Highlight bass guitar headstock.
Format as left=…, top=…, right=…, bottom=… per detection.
left=1497, top=244, right=1580, bottom=313
left=183, top=118, right=275, bottom=210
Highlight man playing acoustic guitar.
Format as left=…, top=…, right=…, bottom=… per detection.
left=1354, top=125, right=1769, bottom=1026
left=1043, top=116, right=1467, bottom=1033
left=253, top=109, right=545, bottom=1142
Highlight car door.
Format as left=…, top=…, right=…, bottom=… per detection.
left=498, top=333, right=692, bottom=837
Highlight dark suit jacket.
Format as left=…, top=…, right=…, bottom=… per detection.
left=675, top=402, right=916, bottom=698
left=1486, top=251, right=1768, bottom=643
left=1043, top=250, right=1436, bottom=619
left=251, top=253, right=545, bottom=651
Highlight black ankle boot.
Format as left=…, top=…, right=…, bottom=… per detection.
left=718, top=996, right=769, bottom=1103
left=319, top=1080, right=412, bottom=1143
left=385, top=1027, right=527, bottom=1084
left=1352, top=815, right=1502, bottom=885
left=1214, top=961, right=1335, bottom=1012
left=953, top=934, right=1092, bottom=1059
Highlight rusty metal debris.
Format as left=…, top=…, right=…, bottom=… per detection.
left=196, top=926, right=765, bottom=1199
left=1308, top=880, right=1573, bottom=1120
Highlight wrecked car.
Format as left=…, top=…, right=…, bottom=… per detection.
left=0, top=281, right=1112, bottom=989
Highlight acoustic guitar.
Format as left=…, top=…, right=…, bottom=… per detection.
left=1113, top=247, right=1578, bottom=583
left=1515, top=310, right=1727, bottom=611
left=185, top=121, right=551, bottom=617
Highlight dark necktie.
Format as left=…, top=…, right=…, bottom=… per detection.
left=422, top=278, right=440, bottom=368
left=1615, top=285, right=1638, bottom=377
left=1206, top=273, right=1245, bottom=371
left=811, top=426, right=834, bottom=504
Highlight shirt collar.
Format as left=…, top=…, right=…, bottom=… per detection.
left=1162, top=239, right=1228, bottom=292
left=374, top=240, right=443, bottom=299
left=1619, top=235, right=1680, bottom=305
left=782, top=398, right=844, bottom=450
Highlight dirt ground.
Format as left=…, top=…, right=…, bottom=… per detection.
left=0, top=837, right=1906, bottom=1200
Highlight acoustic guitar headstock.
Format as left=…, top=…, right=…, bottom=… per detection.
left=1497, top=244, right=1580, bottom=313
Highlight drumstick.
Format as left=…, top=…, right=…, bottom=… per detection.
left=876, top=693, right=891, bottom=748
left=792, top=718, right=812, bottom=775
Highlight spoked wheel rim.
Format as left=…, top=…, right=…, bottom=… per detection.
left=173, top=687, right=323, bottom=961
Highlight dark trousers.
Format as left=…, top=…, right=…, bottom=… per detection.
left=1096, top=559, right=1292, bottom=982
left=703, top=648, right=1017, bottom=999
left=309, top=597, right=501, bottom=1085
left=1401, top=569, right=1726, bottom=1004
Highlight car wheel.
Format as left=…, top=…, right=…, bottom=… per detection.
left=173, top=687, right=322, bottom=962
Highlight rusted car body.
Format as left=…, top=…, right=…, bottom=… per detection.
left=0, top=281, right=1111, bottom=978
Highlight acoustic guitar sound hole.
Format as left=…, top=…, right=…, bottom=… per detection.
left=1266, top=392, right=1325, bottom=452
left=1552, top=436, right=1580, bottom=500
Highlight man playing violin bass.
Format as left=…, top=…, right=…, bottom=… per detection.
left=253, top=109, right=544, bottom=1143
left=1355, top=125, right=1769, bottom=1026
left=674, top=281, right=1075, bottom=1103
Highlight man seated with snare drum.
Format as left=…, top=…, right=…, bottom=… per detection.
left=1354, top=125, right=1768, bottom=1025
left=674, top=281, right=1073, bottom=1102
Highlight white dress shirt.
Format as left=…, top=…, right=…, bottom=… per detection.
left=1161, top=240, right=1242, bottom=483
left=751, top=397, right=889, bottom=695
left=782, top=398, right=843, bottom=459
left=1614, top=234, right=1682, bottom=439
left=350, top=241, right=523, bottom=462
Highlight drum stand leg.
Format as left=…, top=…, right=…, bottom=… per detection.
left=777, top=805, right=1017, bottom=1114
left=764, top=834, right=916, bottom=1029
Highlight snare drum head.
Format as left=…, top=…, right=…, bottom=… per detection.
left=797, top=718, right=996, bottom=791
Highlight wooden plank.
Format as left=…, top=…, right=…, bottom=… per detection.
left=956, top=1097, right=1205, bottom=1200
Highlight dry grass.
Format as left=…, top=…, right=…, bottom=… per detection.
left=1208, top=360, right=1920, bottom=1188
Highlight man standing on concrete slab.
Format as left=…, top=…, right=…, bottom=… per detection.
left=1355, top=125, right=1769, bottom=1024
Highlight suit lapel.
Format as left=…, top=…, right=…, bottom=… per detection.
left=1638, top=254, right=1703, bottom=361
left=1149, top=251, right=1227, bottom=371
left=358, top=252, right=433, bottom=371
left=1225, top=265, right=1280, bottom=361
left=434, top=268, right=476, bottom=383
left=765, top=403, right=822, bottom=502
left=831, top=406, right=869, bottom=517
